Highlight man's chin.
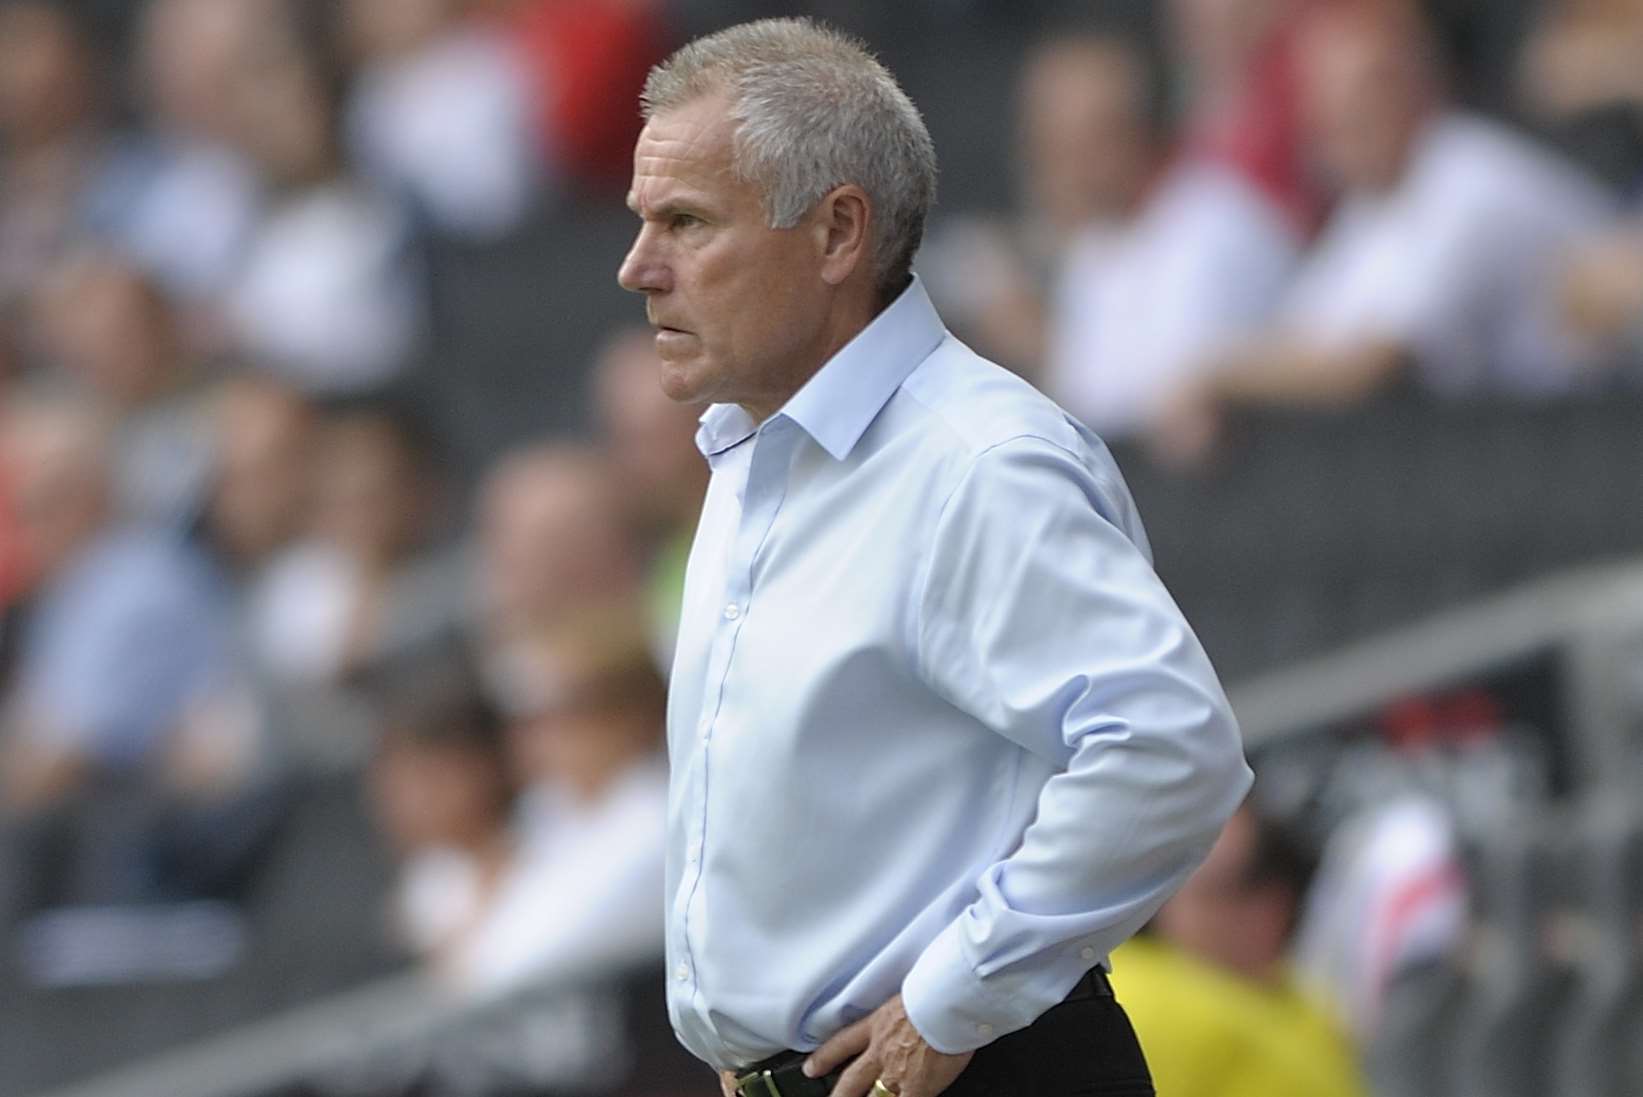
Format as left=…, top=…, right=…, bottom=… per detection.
left=657, top=359, right=712, bottom=405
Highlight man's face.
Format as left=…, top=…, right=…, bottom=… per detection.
left=1, top=423, right=104, bottom=584
left=1168, top=0, right=1282, bottom=80
left=1153, top=808, right=1291, bottom=983
left=209, top=391, right=313, bottom=564
left=0, top=2, right=92, bottom=144
left=1020, top=44, right=1152, bottom=228
left=476, top=458, right=635, bottom=632
left=1300, top=21, right=1425, bottom=193
left=618, top=93, right=829, bottom=416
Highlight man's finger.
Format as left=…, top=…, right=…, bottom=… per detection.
left=827, top=1051, right=882, bottom=1097
left=805, top=1018, right=871, bottom=1078
left=719, top=1069, right=739, bottom=1097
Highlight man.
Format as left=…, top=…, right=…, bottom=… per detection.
left=1154, top=2, right=1614, bottom=461
left=0, top=395, right=267, bottom=922
left=925, top=31, right=1298, bottom=438
left=1035, top=31, right=1299, bottom=440
left=205, top=376, right=318, bottom=575
left=33, top=250, right=217, bottom=526
left=1114, top=805, right=1366, bottom=1097
left=919, top=32, right=1160, bottom=374
left=617, top=18, right=1252, bottom=1097
left=472, top=443, right=641, bottom=657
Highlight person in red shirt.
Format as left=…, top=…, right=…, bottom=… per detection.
left=480, top=0, right=669, bottom=190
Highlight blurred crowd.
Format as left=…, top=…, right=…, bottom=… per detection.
left=2, top=0, right=1643, bottom=1095
left=928, top=0, right=1643, bottom=468
left=0, top=0, right=692, bottom=988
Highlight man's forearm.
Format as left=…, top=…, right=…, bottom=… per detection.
left=1209, top=338, right=1409, bottom=407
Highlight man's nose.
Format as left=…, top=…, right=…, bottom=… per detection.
left=618, top=229, right=670, bottom=295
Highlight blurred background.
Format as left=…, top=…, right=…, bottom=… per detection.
left=1, top=0, right=1642, bottom=1095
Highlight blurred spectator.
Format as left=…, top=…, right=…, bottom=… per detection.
left=473, top=443, right=641, bottom=676
left=219, top=2, right=423, bottom=394
left=1114, top=804, right=1367, bottom=1097
left=248, top=402, right=462, bottom=688
left=1294, top=796, right=1468, bottom=1041
left=1562, top=223, right=1643, bottom=359
left=924, top=29, right=1298, bottom=438
left=370, top=624, right=665, bottom=1000
left=0, top=394, right=270, bottom=914
left=343, top=0, right=544, bottom=239
left=1156, top=3, right=1615, bottom=461
left=1519, top=0, right=1643, bottom=193
left=31, top=250, right=215, bottom=525
left=1036, top=33, right=1300, bottom=439
left=204, top=376, right=318, bottom=578
left=120, top=0, right=264, bottom=312
left=0, top=326, right=23, bottom=616
left=478, top=617, right=665, bottom=996
left=0, top=0, right=133, bottom=327
left=921, top=33, right=1161, bottom=375
left=482, top=0, right=669, bottom=191
left=591, top=327, right=707, bottom=666
left=368, top=650, right=517, bottom=988
left=1169, top=0, right=1319, bottom=232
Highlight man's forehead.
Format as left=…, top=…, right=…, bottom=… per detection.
left=628, top=96, right=739, bottom=205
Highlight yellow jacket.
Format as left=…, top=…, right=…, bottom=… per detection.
left=1111, top=937, right=1368, bottom=1097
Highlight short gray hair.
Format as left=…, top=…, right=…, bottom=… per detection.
left=642, top=18, right=938, bottom=300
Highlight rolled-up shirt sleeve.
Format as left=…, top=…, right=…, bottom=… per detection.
left=900, top=435, right=1253, bottom=1054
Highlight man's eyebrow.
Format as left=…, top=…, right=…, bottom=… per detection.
left=628, top=189, right=716, bottom=220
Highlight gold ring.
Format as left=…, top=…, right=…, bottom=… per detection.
left=871, top=1080, right=899, bottom=1097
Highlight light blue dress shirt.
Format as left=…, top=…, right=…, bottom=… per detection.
left=664, top=277, right=1253, bottom=1069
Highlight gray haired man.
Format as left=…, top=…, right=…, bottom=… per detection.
left=619, top=18, right=1251, bottom=1097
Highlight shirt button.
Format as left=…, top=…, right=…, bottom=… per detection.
left=675, top=963, right=691, bottom=982
left=976, top=1023, right=994, bottom=1038
left=1080, top=947, right=1097, bottom=962
left=722, top=603, right=741, bottom=620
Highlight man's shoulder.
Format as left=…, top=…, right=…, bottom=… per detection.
left=1421, top=113, right=1611, bottom=221
left=898, top=335, right=1103, bottom=466
left=58, top=528, right=223, bottom=623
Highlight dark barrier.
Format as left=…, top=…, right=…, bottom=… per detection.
left=1110, top=393, right=1643, bottom=680
left=0, top=775, right=403, bottom=1097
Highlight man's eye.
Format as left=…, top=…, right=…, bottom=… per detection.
left=671, top=213, right=703, bottom=229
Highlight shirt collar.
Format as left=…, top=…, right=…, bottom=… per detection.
left=694, top=275, right=947, bottom=461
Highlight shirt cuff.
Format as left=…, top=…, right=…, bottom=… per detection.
left=900, top=917, right=1048, bottom=1054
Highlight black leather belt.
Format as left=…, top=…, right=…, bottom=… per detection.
left=733, top=968, right=1113, bottom=1097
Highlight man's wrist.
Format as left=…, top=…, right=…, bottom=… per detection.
left=900, top=919, right=1032, bottom=1054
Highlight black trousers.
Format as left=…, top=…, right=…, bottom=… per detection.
left=742, top=977, right=1153, bottom=1097
left=935, top=992, right=1154, bottom=1096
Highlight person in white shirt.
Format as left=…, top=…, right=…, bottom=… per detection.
left=343, top=0, right=545, bottom=239
left=620, top=19, right=1250, bottom=1097
left=473, top=618, right=667, bottom=997
left=1155, top=3, right=1615, bottom=462
left=122, top=0, right=263, bottom=308
left=923, top=32, right=1299, bottom=439
left=371, top=626, right=666, bottom=1001
left=1047, top=158, right=1298, bottom=439
left=219, top=6, right=422, bottom=395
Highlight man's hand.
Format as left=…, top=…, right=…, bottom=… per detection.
left=803, top=994, right=974, bottom=1097
left=720, top=1069, right=739, bottom=1096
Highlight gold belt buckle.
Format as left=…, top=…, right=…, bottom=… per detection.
left=735, top=1069, right=785, bottom=1097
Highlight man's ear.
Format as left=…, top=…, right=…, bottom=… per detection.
left=813, top=184, right=872, bottom=287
